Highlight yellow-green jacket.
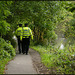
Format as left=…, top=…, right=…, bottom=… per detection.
left=15, top=27, right=22, bottom=40
left=22, top=27, right=33, bottom=40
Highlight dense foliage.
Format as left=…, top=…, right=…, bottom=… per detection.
left=31, top=45, right=75, bottom=74
left=0, top=37, right=16, bottom=74
left=0, top=1, right=75, bottom=45
left=0, top=1, right=75, bottom=74
left=7, top=1, right=75, bottom=45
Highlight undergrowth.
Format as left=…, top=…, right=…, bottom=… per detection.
left=30, top=44, right=75, bottom=74
left=0, top=37, right=16, bottom=74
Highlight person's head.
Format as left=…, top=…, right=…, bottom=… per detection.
left=24, top=23, right=28, bottom=27
left=18, top=24, right=22, bottom=27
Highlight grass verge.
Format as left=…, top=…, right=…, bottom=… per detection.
left=0, top=57, right=14, bottom=74
left=30, top=45, right=75, bottom=74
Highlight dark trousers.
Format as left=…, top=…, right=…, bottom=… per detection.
left=17, top=36, right=22, bottom=53
left=22, top=38, right=30, bottom=54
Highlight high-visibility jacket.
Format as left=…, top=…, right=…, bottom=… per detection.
left=15, top=27, right=22, bottom=40
left=22, top=27, right=33, bottom=40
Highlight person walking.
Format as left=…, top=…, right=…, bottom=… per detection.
left=15, top=24, right=22, bottom=54
left=22, top=23, right=33, bottom=55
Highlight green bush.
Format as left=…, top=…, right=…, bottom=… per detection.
left=0, top=37, right=16, bottom=57
left=0, top=37, right=16, bottom=74
left=2, top=31, right=17, bottom=48
left=3, top=43, right=16, bottom=57
left=31, top=45, right=75, bottom=74
left=0, top=49, right=11, bottom=60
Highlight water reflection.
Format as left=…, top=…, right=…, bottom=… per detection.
left=60, top=43, right=64, bottom=49
left=55, top=38, right=65, bottom=50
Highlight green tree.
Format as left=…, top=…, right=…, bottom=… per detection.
left=0, top=1, right=12, bottom=37
left=1, top=1, right=74, bottom=46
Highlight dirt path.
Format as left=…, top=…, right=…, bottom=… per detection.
left=29, top=48, right=51, bottom=74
